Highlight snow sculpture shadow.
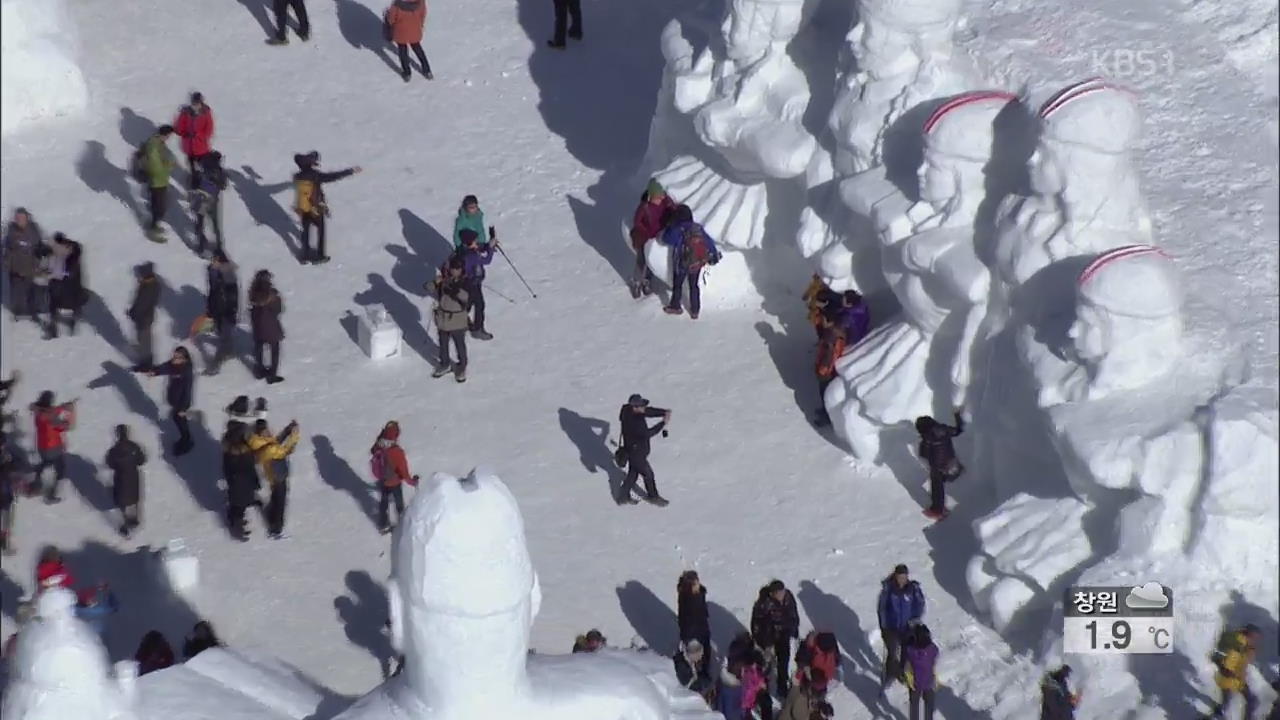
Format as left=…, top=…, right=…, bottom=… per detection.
left=333, top=0, right=399, bottom=74
left=352, top=272, right=438, bottom=366
left=556, top=408, right=625, bottom=501
left=616, top=580, right=678, bottom=655
left=311, top=434, right=380, bottom=529
left=333, top=570, right=398, bottom=680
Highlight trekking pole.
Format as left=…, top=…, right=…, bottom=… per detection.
left=496, top=245, right=537, bottom=299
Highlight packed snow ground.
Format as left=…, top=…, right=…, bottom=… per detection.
left=0, top=0, right=1275, bottom=718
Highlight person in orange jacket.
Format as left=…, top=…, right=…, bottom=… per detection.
left=813, top=309, right=847, bottom=427
left=383, top=0, right=433, bottom=81
left=371, top=421, right=418, bottom=534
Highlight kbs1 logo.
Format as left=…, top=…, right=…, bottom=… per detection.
left=1091, top=48, right=1175, bottom=79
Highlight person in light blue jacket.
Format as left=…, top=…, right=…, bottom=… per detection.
left=75, top=584, right=120, bottom=642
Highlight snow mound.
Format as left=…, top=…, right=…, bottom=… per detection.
left=0, top=0, right=88, bottom=136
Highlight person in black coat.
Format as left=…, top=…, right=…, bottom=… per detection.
left=44, top=232, right=86, bottom=339
left=128, top=263, right=162, bottom=371
left=248, top=270, right=284, bottom=383
left=915, top=410, right=965, bottom=520
left=677, top=570, right=712, bottom=679
left=105, top=424, right=147, bottom=537
left=616, top=393, right=669, bottom=506
left=205, top=252, right=239, bottom=372
left=751, top=579, right=801, bottom=699
left=145, top=346, right=195, bottom=456
left=221, top=423, right=260, bottom=541
left=182, top=620, right=222, bottom=659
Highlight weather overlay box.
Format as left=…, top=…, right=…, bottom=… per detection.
left=1063, top=583, right=1174, bottom=654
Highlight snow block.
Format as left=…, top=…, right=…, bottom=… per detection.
left=160, top=539, right=199, bottom=597
left=0, top=0, right=88, bottom=136
left=643, top=238, right=762, bottom=310
left=356, top=306, right=402, bottom=360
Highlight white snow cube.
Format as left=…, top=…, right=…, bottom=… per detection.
left=161, top=539, right=199, bottom=595
left=357, top=307, right=402, bottom=360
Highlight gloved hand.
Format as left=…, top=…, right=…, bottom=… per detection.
left=710, top=252, right=721, bottom=266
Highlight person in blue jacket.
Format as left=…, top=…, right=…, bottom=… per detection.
left=454, top=229, right=497, bottom=340
left=660, top=205, right=720, bottom=319
left=75, top=583, right=120, bottom=642
left=877, top=563, right=925, bottom=688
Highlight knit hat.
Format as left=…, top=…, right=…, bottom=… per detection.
left=459, top=228, right=480, bottom=245
left=923, top=90, right=1019, bottom=162
left=294, top=151, right=320, bottom=170
left=646, top=178, right=665, bottom=197
left=1039, top=78, right=1141, bottom=154
left=627, top=393, right=648, bottom=407
left=893, top=563, right=909, bottom=575
left=190, top=91, right=204, bottom=105
left=136, top=262, right=156, bottom=279
left=1077, top=245, right=1181, bottom=318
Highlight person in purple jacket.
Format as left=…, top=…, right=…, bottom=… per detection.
left=454, top=229, right=497, bottom=340
left=903, top=624, right=939, bottom=720
left=660, top=206, right=721, bottom=319
left=835, top=290, right=871, bottom=345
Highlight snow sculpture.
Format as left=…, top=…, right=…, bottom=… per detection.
left=357, top=306, right=403, bottom=360
left=160, top=538, right=200, bottom=599
left=1, top=587, right=139, bottom=720
left=0, top=0, right=89, bottom=136
left=336, top=468, right=720, bottom=720
left=825, top=91, right=1015, bottom=460
left=136, top=647, right=327, bottom=720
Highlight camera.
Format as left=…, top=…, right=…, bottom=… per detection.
left=661, top=429, right=669, bottom=438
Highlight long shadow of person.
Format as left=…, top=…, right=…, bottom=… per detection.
left=353, top=273, right=438, bottom=367
left=556, top=407, right=624, bottom=500
left=156, top=409, right=223, bottom=517
left=225, top=165, right=298, bottom=255
left=333, top=569, right=396, bottom=679
left=233, top=0, right=277, bottom=37
left=388, top=209, right=454, bottom=299
left=75, top=140, right=142, bottom=222
left=333, top=0, right=399, bottom=75
left=81, top=290, right=133, bottom=361
left=795, top=579, right=901, bottom=716
left=65, top=452, right=114, bottom=516
left=706, top=600, right=749, bottom=660
left=616, top=580, right=677, bottom=654
left=312, top=434, right=378, bottom=528
left=87, top=360, right=161, bottom=424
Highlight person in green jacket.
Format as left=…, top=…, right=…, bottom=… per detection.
left=143, top=125, right=177, bottom=241
left=452, top=194, right=488, bottom=248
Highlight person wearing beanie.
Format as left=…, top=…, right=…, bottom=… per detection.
left=546, top=0, right=582, bottom=48
left=453, top=228, right=497, bottom=340
left=877, top=564, right=925, bottom=688
left=370, top=421, right=418, bottom=533
left=750, top=580, right=800, bottom=699
left=266, top=0, right=310, bottom=45
left=105, top=424, right=147, bottom=538
left=3, top=207, right=45, bottom=322
left=452, top=195, right=488, bottom=248
left=204, top=251, right=239, bottom=374
left=42, top=232, right=86, bottom=339
left=429, top=258, right=471, bottom=382
left=914, top=410, right=965, bottom=520
left=144, top=346, right=196, bottom=456
left=291, top=151, right=362, bottom=263
left=173, top=92, right=215, bottom=190
left=383, top=0, right=433, bottom=82
left=142, top=125, right=177, bottom=242
left=1040, top=664, right=1078, bottom=720
left=629, top=179, right=675, bottom=298
left=248, top=269, right=285, bottom=383
left=127, top=263, right=161, bottom=371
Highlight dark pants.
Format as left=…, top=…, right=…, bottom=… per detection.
left=186, top=153, right=208, bottom=190
left=467, top=281, right=486, bottom=331
left=6, top=273, right=37, bottom=319
left=172, top=410, right=192, bottom=450
left=667, top=265, right=701, bottom=315
left=619, top=455, right=656, bottom=499
left=134, top=320, right=154, bottom=369
left=0, top=504, right=13, bottom=551
left=551, top=0, right=583, bottom=44
left=254, top=340, right=281, bottom=378
left=438, top=329, right=467, bottom=370
left=227, top=502, right=248, bottom=535
left=756, top=687, right=773, bottom=720
left=46, top=281, right=80, bottom=337
left=772, top=637, right=792, bottom=697
left=148, top=186, right=168, bottom=231
left=301, top=214, right=326, bottom=259
left=909, top=688, right=936, bottom=720
left=35, top=448, right=66, bottom=498
left=273, top=0, right=309, bottom=39
left=928, top=469, right=947, bottom=513
left=1209, top=686, right=1257, bottom=719
left=266, top=480, right=288, bottom=534
left=882, top=629, right=906, bottom=684
left=396, top=43, right=431, bottom=75
left=195, top=195, right=223, bottom=253
left=378, top=484, right=405, bottom=529
left=632, top=246, right=653, bottom=287
left=212, top=315, right=235, bottom=367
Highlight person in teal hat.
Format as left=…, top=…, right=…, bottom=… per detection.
left=453, top=195, right=488, bottom=248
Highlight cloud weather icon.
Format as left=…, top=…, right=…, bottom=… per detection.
left=1125, top=582, right=1169, bottom=610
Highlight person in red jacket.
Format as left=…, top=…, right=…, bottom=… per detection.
left=812, top=310, right=847, bottom=428
left=794, top=631, right=841, bottom=694
left=30, top=391, right=75, bottom=504
left=173, top=92, right=215, bottom=190
left=370, top=421, right=418, bottom=534
left=629, top=179, right=675, bottom=298
left=35, top=545, right=75, bottom=591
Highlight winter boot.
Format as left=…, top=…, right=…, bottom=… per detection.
left=267, top=375, right=284, bottom=384
left=663, top=306, right=683, bottom=315
left=454, top=367, right=467, bottom=383
left=400, top=70, right=412, bottom=82
left=266, top=37, right=289, bottom=46
left=629, top=281, right=643, bottom=299
left=471, top=328, right=494, bottom=341
left=689, top=311, right=699, bottom=320
left=644, top=494, right=670, bottom=507
left=432, top=364, right=453, bottom=379
left=922, top=507, right=949, bottom=520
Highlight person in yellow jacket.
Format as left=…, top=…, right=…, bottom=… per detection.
left=803, top=274, right=836, bottom=337
left=1207, top=624, right=1260, bottom=719
left=247, top=419, right=300, bottom=540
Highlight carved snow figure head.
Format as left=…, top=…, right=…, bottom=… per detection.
left=1068, top=245, right=1182, bottom=398
left=918, top=90, right=1018, bottom=221
left=386, top=469, right=541, bottom=713
left=722, top=0, right=805, bottom=65
left=851, top=0, right=963, bottom=79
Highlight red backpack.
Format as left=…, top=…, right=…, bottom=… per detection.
left=682, top=226, right=711, bottom=268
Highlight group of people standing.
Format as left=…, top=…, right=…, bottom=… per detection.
left=2, top=209, right=87, bottom=339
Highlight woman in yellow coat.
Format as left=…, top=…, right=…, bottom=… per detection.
left=1208, top=624, right=1260, bottom=719
left=248, top=419, right=300, bottom=539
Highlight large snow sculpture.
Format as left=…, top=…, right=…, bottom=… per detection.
left=825, top=91, right=1014, bottom=460
left=0, top=0, right=89, bottom=136
left=1, top=587, right=139, bottom=720
left=136, top=647, right=327, bottom=720
left=336, top=468, right=719, bottom=720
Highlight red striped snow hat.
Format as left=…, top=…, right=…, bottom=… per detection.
left=923, top=91, right=1018, bottom=161
left=1038, top=78, right=1141, bottom=153
left=856, top=0, right=962, bottom=28
left=1077, top=244, right=1181, bottom=318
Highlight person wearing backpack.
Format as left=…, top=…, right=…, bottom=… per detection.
left=661, top=217, right=720, bottom=319
left=370, top=421, right=419, bottom=534
left=383, top=0, right=433, bottom=82
left=291, top=151, right=362, bottom=264
left=192, top=152, right=227, bottom=257
left=140, top=126, right=177, bottom=242
left=266, top=0, right=310, bottom=45
left=914, top=410, right=965, bottom=521
left=629, top=179, right=675, bottom=298
left=1205, top=624, right=1261, bottom=719
left=173, top=92, right=215, bottom=190
left=429, top=258, right=471, bottom=382
left=105, top=424, right=147, bottom=538
left=455, top=229, right=497, bottom=340
left=903, top=624, right=939, bottom=720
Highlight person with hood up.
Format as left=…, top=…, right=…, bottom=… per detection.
left=383, top=0, right=433, bottom=81
left=370, top=421, right=418, bottom=534
left=43, top=232, right=86, bottom=339
left=661, top=217, right=720, bottom=319
left=134, top=630, right=175, bottom=675
left=192, top=151, right=228, bottom=257
left=877, top=564, right=926, bottom=687
left=144, top=346, right=196, bottom=456
left=903, top=624, right=939, bottom=720
left=616, top=394, right=670, bottom=506
left=30, top=391, right=75, bottom=503
left=811, top=306, right=848, bottom=427
left=221, top=422, right=260, bottom=541
left=128, top=262, right=162, bottom=371
left=173, top=92, right=215, bottom=190
left=3, top=208, right=45, bottom=322
left=429, top=258, right=471, bottom=382
left=182, top=620, right=222, bottom=659
left=105, top=424, right=147, bottom=538
left=205, top=251, right=239, bottom=373
left=751, top=579, right=801, bottom=699
left=141, top=125, right=177, bottom=242
left=794, top=631, right=840, bottom=694
left=1206, top=624, right=1261, bottom=719
left=915, top=410, right=965, bottom=520
left=677, top=570, right=712, bottom=679
left=291, top=151, right=361, bottom=264
left=455, top=228, right=497, bottom=340
left=629, top=179, right=675, bottom=298
left=1040, top=665, right=1079, bottom=720
left=248, top=269, right=285, bottom=383
left=451, top=195, right=488, bottom=248
left=266, top=0, right=310, bottom=45
left=672, top=639, right=714, bottom=701
left=247, top=418, right=300, bottom=539
left=779, top=667, right=827, bottom=720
